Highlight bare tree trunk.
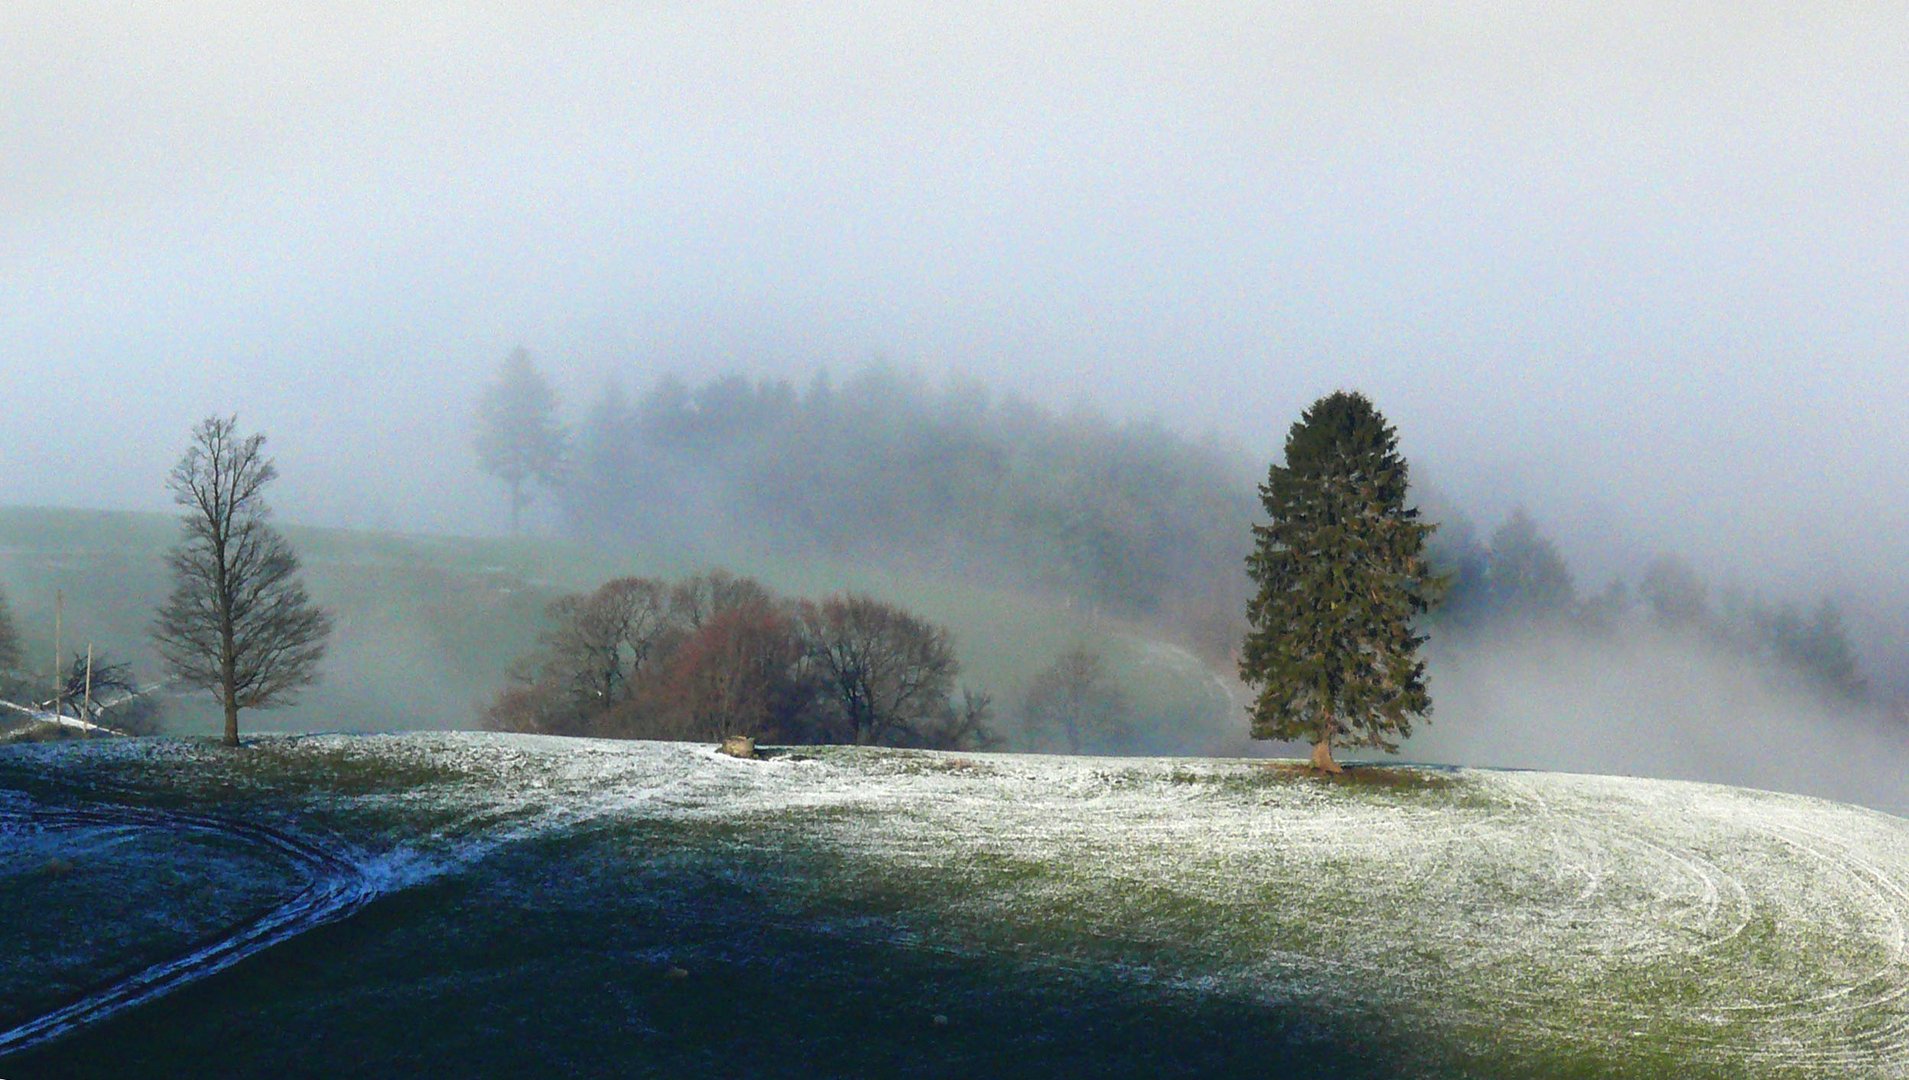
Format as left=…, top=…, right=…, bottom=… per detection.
left=223, top=696, right=240, bottom=748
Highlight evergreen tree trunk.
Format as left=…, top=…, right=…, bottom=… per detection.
left=1309, top=738, right=1341, bottom=773
left=1310, top=714, right=1342, bottom=773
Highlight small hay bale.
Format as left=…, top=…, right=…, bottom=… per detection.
left=718, top=735, right=757, bottom=759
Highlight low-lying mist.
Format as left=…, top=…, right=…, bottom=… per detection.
left=1409, top=621, right=1907, bottom=817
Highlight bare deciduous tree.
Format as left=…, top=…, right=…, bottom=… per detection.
left=55, top=650, right=164, bottom=735
left=484, top=576, right=674, bottom=736
left=667, top=570, right=776, bottom=632
left=800, top=593, right=958, bottom=745
left=643, top=600, right=810, bottom=742
left=1022, top=647, right=1128, bottom=755
left=540, top=576, right=671, bottom=712
left=152, top=416, right=332, bottom=747
left=482, top=573, right=995, bottom=750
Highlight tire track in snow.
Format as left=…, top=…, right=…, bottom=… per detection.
left=1718, top=818, right=1909, bottom=1071
left=1485, top=773, right=1909, bottom=1072
left=0, top=801, right=426, bottom=1060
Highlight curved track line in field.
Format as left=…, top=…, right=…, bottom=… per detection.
left=1718, top=820, right=1909, bottom=1071
left=0, top=802, right=403, bottom=1060
left=0, top=752, right=717, bottom=1062
left=788, top=755, right=1909, bottom=1073
left=1471, top=775, right=1909, bottom=1071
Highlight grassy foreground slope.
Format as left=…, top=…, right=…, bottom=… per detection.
left=4, top=735, right=1907, bottom=1078
left=0, top=506, right=1233, bottom=748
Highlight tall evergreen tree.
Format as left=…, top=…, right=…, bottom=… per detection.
left=474, top=346, right=566, bottom=535
left=1240, top=391, right=1437, bottom=772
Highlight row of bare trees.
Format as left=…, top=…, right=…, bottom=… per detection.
left=482, top=571, right=999, bottom=750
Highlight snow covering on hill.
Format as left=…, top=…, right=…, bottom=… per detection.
left=5, top=733, right=1908, bottom=1073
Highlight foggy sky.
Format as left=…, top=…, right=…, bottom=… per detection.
left=5, top=4, right=1906, bottom=614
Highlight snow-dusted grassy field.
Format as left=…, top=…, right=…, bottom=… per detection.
left=3, top=733, right=1907, bottom=1077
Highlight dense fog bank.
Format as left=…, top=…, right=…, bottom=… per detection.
left=1411, top=622, right=1906, bottom=816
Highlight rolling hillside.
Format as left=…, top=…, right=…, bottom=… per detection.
left=4, top=734, right=1906, bottom=1077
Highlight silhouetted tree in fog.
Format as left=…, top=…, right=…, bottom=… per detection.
left=1241, top=392, right=1438, bottom=773
left=567, top=379, right=644, bottom=541
left=1578, top=579, right=1633, bottom=634
left=152, top=416, right=332, bottom=747
left=1022, top=647, right=1128, bottom=754
left=1770, top=599, right=1866, bottom=703
left=557, top=362, right=1257, bottom=632
left=475, top=346, right=566, bottom=535
left=1485, top=507, right=1576, bottom=621
left=1639, top=553, right=1710, bottom=629
left=1419, top=499, right=1490, bottom=629
left=919, top=686, right=1002, bottom=751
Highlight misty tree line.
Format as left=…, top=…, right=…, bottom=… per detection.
left=1432, top=507, right=1866, bottom=702
left=481, top=570, right=1000, bottom=750
left=477, top=351, right=1872, bottom=709
left=569, top=367, right=1254, bottom=629
left=478, top=355, right=1258, bottom=657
